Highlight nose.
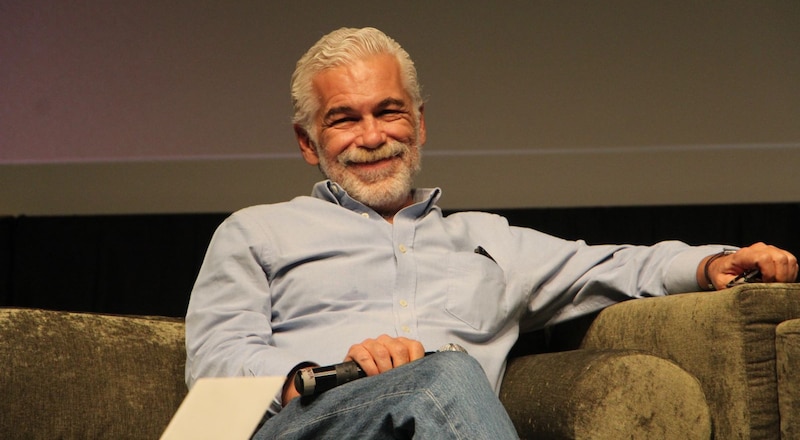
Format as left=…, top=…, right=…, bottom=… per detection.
left=356, top=117, right=386, bottom=149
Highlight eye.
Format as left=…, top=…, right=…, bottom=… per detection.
left=328, top=116, right=358, bottom=127
left=378, top=109, right=404, bottom=120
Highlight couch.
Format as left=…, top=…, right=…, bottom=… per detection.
left=1, top=283, right=798, bottom=439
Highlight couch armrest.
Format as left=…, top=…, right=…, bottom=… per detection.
left=499, top=349, right=710, bottom=440
left=580, top=283, right=800, bottom=440
left=777, top=318, right=800, bottom=439
left=0, top=308, right=187, bottom=439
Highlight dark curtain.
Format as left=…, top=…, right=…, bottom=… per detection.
left=5, top=214, right=227, bottom=317
left=493, top=203, right=800, bottom=249
left=2, top=204, right=798, bottom=317
left=0, top=217, right=13, bottom=306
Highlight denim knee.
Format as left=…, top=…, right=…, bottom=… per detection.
left=417, top=351, right=490, bottom=391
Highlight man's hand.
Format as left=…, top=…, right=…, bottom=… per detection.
left=344, top=334, right=426, bottom=376
left=281, top=335, right=424, bottom=407
left=700, top=242, right=798, bottom=290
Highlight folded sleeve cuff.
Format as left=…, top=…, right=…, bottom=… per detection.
left=664, top=245, right=735, bottom=294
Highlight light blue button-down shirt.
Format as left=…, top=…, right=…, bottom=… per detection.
left=185, top=180, right=719, bottom=399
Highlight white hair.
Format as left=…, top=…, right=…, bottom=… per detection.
left=290, top=27, right=423, bottom=137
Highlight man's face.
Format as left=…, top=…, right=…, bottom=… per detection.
left=296, top=53, right=426, bottom=214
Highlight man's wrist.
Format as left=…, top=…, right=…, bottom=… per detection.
left=701, top=250, right=736, bottom=290
left=281, top=362, right=317, bottom=407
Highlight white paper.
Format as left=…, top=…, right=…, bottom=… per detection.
left=160, top=376, right=284, bottom=440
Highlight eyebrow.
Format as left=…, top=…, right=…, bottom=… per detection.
left=322, top=98, right=408, bottom=122
left=375, top=98, right=407, bottom=110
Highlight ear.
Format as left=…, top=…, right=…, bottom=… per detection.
left=294, top=124, right=320, bottom=166
left=417, top=104, right=427, bottom=146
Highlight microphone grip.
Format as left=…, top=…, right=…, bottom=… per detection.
left=295, top=361, right=366, bottom=397
left=293, top=343, right=467, bottom=397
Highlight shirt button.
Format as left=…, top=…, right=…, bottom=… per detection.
left=361, top=212, right=369, bottom=218
left=399, top=300, right=408, bottom=308
left=398, top=244, right=407, bottom=253
left=401, top=325, right=411, bottom=333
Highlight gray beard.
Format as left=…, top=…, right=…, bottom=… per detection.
left=316, top=140, right=421, bottom=214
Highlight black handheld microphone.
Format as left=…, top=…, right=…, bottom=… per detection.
left=294, top=343, right=467, bottom=397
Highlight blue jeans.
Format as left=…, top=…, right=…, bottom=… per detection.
left=253, top=351, right=519, bottom=439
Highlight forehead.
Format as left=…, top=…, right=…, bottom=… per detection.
left=311, top=54, right=409, bottom=113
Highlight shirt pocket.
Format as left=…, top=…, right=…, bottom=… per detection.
left=445, top=252, right=509, bottom=334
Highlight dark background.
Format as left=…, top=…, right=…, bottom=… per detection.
left=3, top=203, right=798, bottom=318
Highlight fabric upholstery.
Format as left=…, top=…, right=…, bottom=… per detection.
left=500, top=349, right=711, bottom=440
left=581, top=283, right=800, bottom=440
left=1, top=306, right=710, bottom=440
left=3, top=283, right=799, bottom=439
left=0, top=308, right=186, bottom=439
left=777, top=318, right=800, bottom=439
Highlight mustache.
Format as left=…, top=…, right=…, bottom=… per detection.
left=337, top=141, right=410, bottom=166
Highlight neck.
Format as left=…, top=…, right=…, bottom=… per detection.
left=372, top=193, right=414, bottom=223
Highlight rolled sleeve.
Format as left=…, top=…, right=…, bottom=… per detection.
left=663, top=245, right=732, bottom=294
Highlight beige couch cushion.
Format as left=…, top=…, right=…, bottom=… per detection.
left=0, top=308, right=187, bottom=440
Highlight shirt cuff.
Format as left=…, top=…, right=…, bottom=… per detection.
left=664, top=245, right=734, bottom=294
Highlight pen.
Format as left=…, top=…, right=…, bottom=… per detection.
left=474, top=245, right=496, bottom=263
left=726, top=269, right=762, bottom=288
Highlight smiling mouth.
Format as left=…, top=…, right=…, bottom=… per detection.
left=344, top=152, right=402, bottom=167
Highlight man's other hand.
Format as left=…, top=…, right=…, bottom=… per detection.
left=344, top=334, right=426, bottom=376
left=702, top=242, right=798, bottom=290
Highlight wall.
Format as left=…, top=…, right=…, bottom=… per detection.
left=2, top=1, right=799, bottom=215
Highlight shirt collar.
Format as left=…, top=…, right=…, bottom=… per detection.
left=311, top=180, right=441, bottom=219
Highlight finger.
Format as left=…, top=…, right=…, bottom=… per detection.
left=366, top=336, right=397, bottom=373
left=779, top=251, right=798, bottom=282
left=344, top=340, right=384, bottom=376
left=405, top=338, right=426, bottom=361
left=348, top=337, right=401, bottom=375
left=771, top=251, right=798, bottom=283
left=375, top=334, right=410, bottom=367
left=753, top=247, right=783, bottom=282
left=375, top=335, right=426, bottom=367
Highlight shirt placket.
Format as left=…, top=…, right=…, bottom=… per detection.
left=391, top=216, right=418, bottom=340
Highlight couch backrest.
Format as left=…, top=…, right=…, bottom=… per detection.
left=0, top=308, right=187, bottom=439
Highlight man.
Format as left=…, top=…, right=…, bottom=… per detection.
left=185, top=27, right=798, bottom=438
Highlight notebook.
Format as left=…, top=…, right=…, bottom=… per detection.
left=160, top=376, right=284, bottom=440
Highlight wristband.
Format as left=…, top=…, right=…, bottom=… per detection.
left=703, top=250, right=735, bottom=290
